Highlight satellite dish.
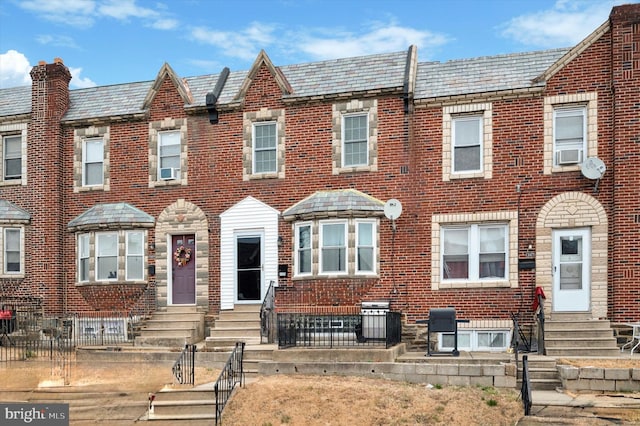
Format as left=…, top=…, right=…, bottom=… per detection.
left=384, top=199, right=403, bottom=220
left=581, top=157, right=606, bottom=180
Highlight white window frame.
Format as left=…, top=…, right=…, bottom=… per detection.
left=125, top=231, right=144, bottom=281
left=294, top=222, right=312, bottom=276
left=158, top=130, right=181, bottom=179
left=439, top=329, right=510, bottom=352
left=78, top=233, right=90, bottom=282
left=3, top=135, right=22, bottom=181
left=82, top=137, right=104, bottom=186
left=356, top=219, right=376, bottom=274
left=452, top=115, right=483, bottom=173
left=441, top=223, right=508, bottom=283
left=342, top=113, right=369, bottom=167
left=553, top=106, right=586, bottom=166
left=96, top=232, right=118, bottom=281
left=319, top=220, right=348, bottom=275
left=3, top=228, right=22, bottom=274
left=252, top=121, right=277, bottom=174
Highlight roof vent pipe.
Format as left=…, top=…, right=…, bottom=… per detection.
left=206, top=66, right=230, bottom=124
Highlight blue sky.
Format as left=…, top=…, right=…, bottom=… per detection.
left=0, top=0, right=631, bottom=89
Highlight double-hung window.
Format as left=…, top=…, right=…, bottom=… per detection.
left=83, top=138, right=104, bottom=186
left=295, top=223, right=312, bottom=275
left=320, top=221, right=347, bottom=274
left=125, top=231, right=143, bottom=280
left=442, top=224, right=507, bottom=281
left=253, top=122, right=277, bottom=173
left=78, top=234, right=90, bottom=282
left=356, top=221, right=375, bottom=273
left=96, top=233, right=118, bottom=280
left=342, top=114, right=368, bottom=167
left=158, top=131, right=181, bottom=179
left=452, top=115, right=482, bottom=173
left=4, top=228, right=21, bottom=274
left=553, top=106, right=586, bottom=166
left=3, top=135, right=21, bottom=181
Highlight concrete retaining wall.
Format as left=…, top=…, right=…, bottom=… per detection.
left=558, top=365, right=640, bottom=392
left=258, top=361, right=517, bottom=388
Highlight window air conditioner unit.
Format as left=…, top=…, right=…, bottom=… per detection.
left=557, top=149, right=581, bottom=165
left=160, top=167, right=179, bottom=180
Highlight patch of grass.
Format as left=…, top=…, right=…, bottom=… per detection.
left=486, top=399, right=498, bottom=407
left=434, top=383, right=442, bottom=389
left=280, top=414, right=291, bottom=423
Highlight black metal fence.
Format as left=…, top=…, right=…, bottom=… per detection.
left=172, top=343, right=196, bottom=385
left=214, top=341, right=245, bottom=425
left=277, top=312, right=402, bottom=349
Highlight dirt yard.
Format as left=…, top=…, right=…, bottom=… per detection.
left=2, top=358, right=639, bottom=425
left=223, top=374, right=522, bottom=426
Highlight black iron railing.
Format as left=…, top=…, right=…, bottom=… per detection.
left=260, top=281, right=276, bottom=343
left=277, top=312, right=402, bottom=349
left=520, top=354, right=532, bottom=416
left=172, top=344, right=196, bottom=385
left=214, top=341, right=245, bottom=425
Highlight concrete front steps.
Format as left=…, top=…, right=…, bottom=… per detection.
left=135, top=307, right=205, bottom=347
left=544, top=314, right=619, bottom=357
left=205, top=304, right=262, bottom=349
left=517, top=355, right=561, bottom=391
left=146, top=384, right=218, bottom=423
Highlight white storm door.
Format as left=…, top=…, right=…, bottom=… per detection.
left=552, top=228, right=590, bottom=312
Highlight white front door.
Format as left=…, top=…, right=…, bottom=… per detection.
left=552, top=228, right=591, bottom=312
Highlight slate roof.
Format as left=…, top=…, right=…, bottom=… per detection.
left=0, top=200, right=31, bottom=222
left=282, top=189, right=385, bottom=220
left=67, top=202, right=155, bottom=231
left=415, top=48, right=568, bottom=99
left=0, top=86, right=31, bottom=117
left=0, top=47, right=570, bottom=121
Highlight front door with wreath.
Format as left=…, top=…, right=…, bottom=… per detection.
left=171, top=234, right=196, bottom=304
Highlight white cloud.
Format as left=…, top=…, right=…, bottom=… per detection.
left=299, top=23, right=449, bottom=60
left=17, top=0, right=177, bottom=30
left=500, top=0, right=620, bottom=48
left=68, top=67, right=97, bottom=88
left=190, top=22, right=277, bottom=61
left=0, top=50, right=32, bottom=88
left=36, top=34, right=80, bottom=49
left=19, top=0, right=96, bottom=28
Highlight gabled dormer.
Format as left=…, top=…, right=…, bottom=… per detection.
left=144, top=63, right=191, bottom=187
left=234, top=50, right=293, bottom=109
left=142, top=62, right=193, bottom=113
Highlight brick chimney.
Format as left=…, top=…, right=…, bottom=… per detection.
left=27, top=59, right=71, bottom=315
left=609, top=3, right=640, bottom=322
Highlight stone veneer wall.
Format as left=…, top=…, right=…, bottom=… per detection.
left=558, top=365, right=640, bottom=392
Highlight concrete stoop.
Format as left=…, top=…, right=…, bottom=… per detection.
left=544, top=317, right=619, bottom=357
left=517, top=355, right=562, bottom=391
left=206, top=304, right=262, bottom=349
left=135, top=307, right=205, bottom=348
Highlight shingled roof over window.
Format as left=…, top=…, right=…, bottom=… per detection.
left=68, top=202, right=155, bottom=231
left=282, top=189, right=385, bottom=221
left=0, top=200, right=30, bottom=223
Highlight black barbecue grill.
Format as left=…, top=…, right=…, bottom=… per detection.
left=418, top=308, right=467, bottom=357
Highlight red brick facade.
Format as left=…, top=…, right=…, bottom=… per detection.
left=0, top=5, right=638, bottom=332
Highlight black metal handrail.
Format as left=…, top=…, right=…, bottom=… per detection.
left=520, top=354, right=532, bottom=416
left=214, top=341, right=245, bottom=425
left=172, top=344, right=196, bottom=385
left=260, top=280, right=276, bottom=343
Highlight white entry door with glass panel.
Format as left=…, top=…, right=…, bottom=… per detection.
left=552, top=228, right=591, bottom=312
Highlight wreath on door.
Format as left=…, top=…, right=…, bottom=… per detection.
left=174, top=245, right=192, bottom=267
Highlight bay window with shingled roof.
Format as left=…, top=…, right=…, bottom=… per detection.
left=68, top=203, right=154, bottom=284
left=284, top=189, right=383, bottom=278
